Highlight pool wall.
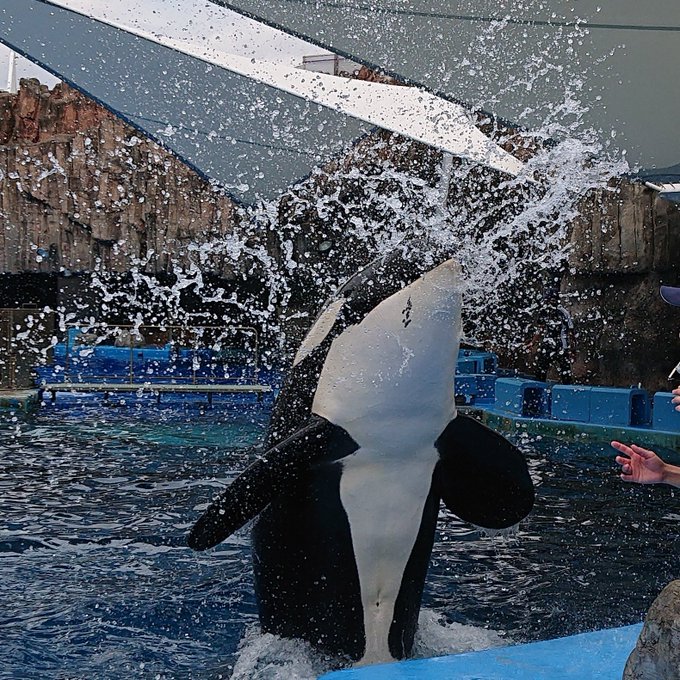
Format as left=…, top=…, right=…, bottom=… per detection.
left=453, top=350, right=680, bottom=449
left=5, top=346, right=680, bottom=452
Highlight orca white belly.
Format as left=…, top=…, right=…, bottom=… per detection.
left=340, top=447, right=439, bottom=664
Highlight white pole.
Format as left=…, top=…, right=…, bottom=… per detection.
left=437, top=152, right=454, bottom=219
left=6, top=49, right=16, bottom=93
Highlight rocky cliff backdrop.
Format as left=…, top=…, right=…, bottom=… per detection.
left=0, top=79, right=237, bottom=275
left=1, top=79, right=679, bottom=390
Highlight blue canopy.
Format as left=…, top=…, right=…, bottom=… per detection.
left=0, top=0, right=371, bottom=204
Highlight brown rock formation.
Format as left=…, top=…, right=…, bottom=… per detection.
left=0, top=79, right=237, bottom=275
left=1, top=78, right=679, bottom=390
left=623, top=580, right=680, bottom=680
left=564, top=180, right=680, bottom=392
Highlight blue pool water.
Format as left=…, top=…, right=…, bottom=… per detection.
left=3, top=396, right=680, bottom=679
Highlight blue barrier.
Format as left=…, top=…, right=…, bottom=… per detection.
left=589, top=387, right=650, bottom=427
left=456, top=358, right=480, bottom=375
left=454, top=375, right=497, bottom=405
left=456, top=350, right=498, bottom=375
left=474, top=375, right=497, bottom=402
left=652, top=392, right=680, bottom=432
left=321, top=624, right=642, bottom=680
left=494, top=378, right=550, bottom=417
left=551, top=385, right=592, bottom=423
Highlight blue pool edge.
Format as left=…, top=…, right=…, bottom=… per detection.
left=320, top=623, right=643, bottom=679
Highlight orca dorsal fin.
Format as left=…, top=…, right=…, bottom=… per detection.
left=434, top=414, right=534, bottom=529
left=187, top=416, right=357, bottom=550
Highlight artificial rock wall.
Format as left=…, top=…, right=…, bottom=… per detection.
left=0, top=79, right=237, bottom=275
left=564, top=181, right=680, bottom=392
left=1, top=79, right=679, bottom=390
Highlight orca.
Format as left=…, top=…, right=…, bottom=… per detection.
left=188, top=244, right=534, bottom=665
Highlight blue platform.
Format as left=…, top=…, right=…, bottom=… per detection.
left=550, top=384, right=592, bottom=422
left=320, top=624, right=642, bottom=680
left=494, top=377, right=550, bottom=418
left=589, top=386, right=650, bottom=427
left=653, top=392, right=680, bottom=432
left=454, top=374, right=496, bottom=405
left=456, top=349, right=498, bottom=375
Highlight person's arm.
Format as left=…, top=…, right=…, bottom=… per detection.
left=611, top=440, right=680, bottom=487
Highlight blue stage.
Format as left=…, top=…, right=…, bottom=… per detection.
left=321, top=624, right=642, bottom=679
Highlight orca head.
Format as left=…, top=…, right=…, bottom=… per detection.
left=295, top=248, right=461, bottom=362
left=269, top=244, right=461, bottom=446
left=311, top=257, right=463, bottom=443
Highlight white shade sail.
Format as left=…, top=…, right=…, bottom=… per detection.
left=0, top=0, right=371, bottom=204
left=212, top=0, right=680, bottom=171
left=0, top=0, right=524, bottom=205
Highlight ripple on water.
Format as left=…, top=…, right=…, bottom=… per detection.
left=2, top=409, right=679, bottom=678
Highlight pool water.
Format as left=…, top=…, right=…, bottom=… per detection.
left=3, top=397, right=680, bottom=679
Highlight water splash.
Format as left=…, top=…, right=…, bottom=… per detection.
left=229, top=609, right=508, bottom=679
left=41, top=0, right=628, bottom=366
left=413, top=609, right=508, bottom=657
left=230, top=626, right=341, bottom=680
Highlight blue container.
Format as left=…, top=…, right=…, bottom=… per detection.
left=474, top=375, right=497, bottom=402
left=454, top=375, right=497, bottom=405
left=456, top=358, right=480, bottom=374
left=494, top=377, right=550, bottom=417
left=551, top=385, right=592, bottom=423
left=652, top=392, right=680, bottom=432
left=454, top=375, right=477, bottom=405
left=589, top=387, right=650, bottom=427
left=479, top=352, right=499, bottom=374
left=456, top=349, right=498, bottom=375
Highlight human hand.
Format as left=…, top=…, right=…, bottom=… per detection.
left=611, top=441, right=667, bottom=484
left=672, top=386, right=680, bottom=411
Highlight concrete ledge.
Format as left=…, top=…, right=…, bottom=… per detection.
left=0, top=389, right=40, bottom=411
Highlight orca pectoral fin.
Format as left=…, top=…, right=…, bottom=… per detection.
left=187, top=416, right=356, bottom=551
left=434, top=414, right=534, bottom=529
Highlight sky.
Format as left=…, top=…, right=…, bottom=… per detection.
left=0, top=0, right=326, bottom=91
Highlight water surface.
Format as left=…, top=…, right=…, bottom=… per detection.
left=2, top=398, right=678, bottom=678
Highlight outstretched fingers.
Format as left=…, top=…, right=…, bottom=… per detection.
left=611, top=440, right=635, bottom=457
left=616, top=457, right=635, bottom=481
left=672, top=387, right=680, bottom=409
left=611, top=440, right=666, bottom=485
left=611, top=441, right=655, bottom=458
left=611, top=441, right=642, bottom=481
left=629, top=444, right=656, bottom=459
